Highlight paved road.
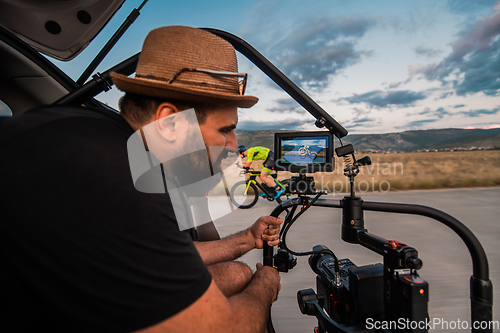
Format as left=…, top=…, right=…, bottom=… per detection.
left=209, top=187, right=500, bottom=333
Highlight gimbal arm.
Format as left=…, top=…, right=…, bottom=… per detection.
left=298, top=198, right=493, bottom=333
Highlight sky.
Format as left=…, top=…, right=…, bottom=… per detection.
left=50, top=0, right=500, bottom=134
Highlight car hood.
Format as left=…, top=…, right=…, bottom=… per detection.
left=0, top=0, right=125, bottom=61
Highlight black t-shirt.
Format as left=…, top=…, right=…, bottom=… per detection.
left=0, top=106, right=212, bottom=332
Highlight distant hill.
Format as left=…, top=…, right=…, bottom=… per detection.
left=235, top=128, right=500, bottom=152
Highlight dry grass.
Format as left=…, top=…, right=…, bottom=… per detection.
left=208, top=150, right=500, bottom=195
left=311, top=150, right=500, bottom=192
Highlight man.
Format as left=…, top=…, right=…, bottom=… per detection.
left=0, top=26, right=281, bottom=332
left=238, top=145, right=285, bottom=199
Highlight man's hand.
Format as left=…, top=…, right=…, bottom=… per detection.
left=195, top=216, right=282, bottom=266
left=248, top=216, right=283, bottom=249
left=254, top=263, right=281, bottom=303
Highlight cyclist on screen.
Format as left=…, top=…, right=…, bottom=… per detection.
left=237, top=145, right=284, bottom=199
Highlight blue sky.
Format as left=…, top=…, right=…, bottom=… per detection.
left=51, top=0, right=500, bottom=134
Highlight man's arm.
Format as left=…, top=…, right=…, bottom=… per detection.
left=135, top=264, right=280, bottom=333
left=241, top=148, right=253, bottom=168
left=194, top=216, right=282, bottom=266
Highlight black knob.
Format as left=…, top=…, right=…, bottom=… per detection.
left=406, top=257, right=423, bottom=270
left=297, top=289, right=318, bottom=316
left=355, top=156, right=372, bottom=166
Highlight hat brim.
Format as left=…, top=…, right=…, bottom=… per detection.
left=111, top=73, right=258, bottom=108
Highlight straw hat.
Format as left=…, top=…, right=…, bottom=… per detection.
left=111, top=26, right=258, bottom=108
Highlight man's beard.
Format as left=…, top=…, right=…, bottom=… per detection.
left=166, top=146, right=229, bottom=196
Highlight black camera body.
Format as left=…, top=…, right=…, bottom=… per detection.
left=386, top=270, right=429, bottom=329
left=301, top=241, right=429, bottom=332
left=310, top=249, right=385, bottom=327
left=288, top=175, right=317, bottom=195
left=384, top=244, right=429, bottom=331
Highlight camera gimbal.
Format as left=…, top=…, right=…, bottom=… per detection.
left=263, top=143, right=492, bottom=333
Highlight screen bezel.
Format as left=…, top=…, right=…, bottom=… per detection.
left=274, top=131, right=334, bottom=173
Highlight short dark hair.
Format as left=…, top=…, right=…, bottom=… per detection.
left=118, top=93, right=225, bottom=127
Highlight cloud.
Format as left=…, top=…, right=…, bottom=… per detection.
left=388, top=82, right=403, bottom=89
left=346, top=117, right=377, bottom=128
left=434, top=107, right=451, bottom=118
left=415, top=3, right=500, bottom=96
left=268, top=16, right=375, bottom=91
left=446, top=0, right=499, bottom=14
left=412, top=107, right=452, bottom=119
left=408, top=106, right=499, bottom=119
left=405, top=119, right=438, bottom=127
left=454, top=104, right=466, bottom=108
left=353, top=118, right=374, bottom=123
left=237, top=118, right=308, bottom=130
left=345, top=117, right=379, bottom=131
left=386, top=76, right=413, bottom=89
left=414, top=46, right=443, bottom=58
left=458, top=107, right=500, bottom=117
left=440, top=92, right=454, bottom=99
left=341, top=90, right=427, bottom=108
left=266, top=98, right=305, bottom=114
left=352, top=107, right=371, bottom=118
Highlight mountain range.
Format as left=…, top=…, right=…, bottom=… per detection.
left=235, top=128, right=500, bottom=152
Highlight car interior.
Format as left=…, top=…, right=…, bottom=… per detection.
left=0, top=0, right=126, bottom=122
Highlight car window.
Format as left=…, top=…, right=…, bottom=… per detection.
left=0, top=100, right=12, bottom=117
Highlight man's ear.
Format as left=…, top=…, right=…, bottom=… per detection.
left=154, top=102, right=179, bottom=142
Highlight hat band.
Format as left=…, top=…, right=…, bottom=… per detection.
left=165, top=68, right=247, bottom=96
left=137, top=68, right=246, bottom=95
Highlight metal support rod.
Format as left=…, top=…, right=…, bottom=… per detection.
left=54, top=53, right=139, bottom=106
left=358, top=230, right=387, bottom=256
left=361, top=201, right=488, bottom=279
left=309, top=198, right=488, bottom=279
left=76, top=0, right=148, bottom=85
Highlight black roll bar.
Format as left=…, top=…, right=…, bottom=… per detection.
left=201, top=28, right=348, bottom=138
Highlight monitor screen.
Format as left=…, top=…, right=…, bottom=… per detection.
left=275, top=131, right=334, bottom=173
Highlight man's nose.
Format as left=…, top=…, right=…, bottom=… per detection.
left=226, top=130, right=238, bottom=151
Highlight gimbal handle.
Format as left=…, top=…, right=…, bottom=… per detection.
left=263, top=197, right=305, bottom=267
left=263, top=242, right=274, bottom=267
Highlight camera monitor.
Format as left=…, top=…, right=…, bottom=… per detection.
left=274, top=131, right=334, bottom=173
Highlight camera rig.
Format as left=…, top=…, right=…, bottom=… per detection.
left=263, top=142, right=493, bottom=333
